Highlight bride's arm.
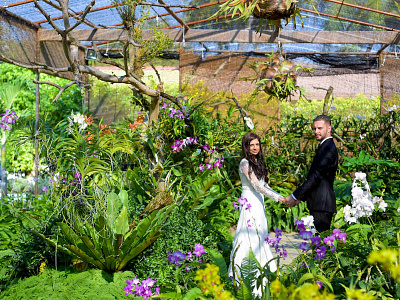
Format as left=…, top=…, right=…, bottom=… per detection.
left=240, top=160, right=283, bottom=202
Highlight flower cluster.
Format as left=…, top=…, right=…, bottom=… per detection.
left=129, top=112, right=145, bottom=130
left=202, top=144, right=217, bottom=154
left=0, top=109, right=18, bottom=131
left=265, top=228, right=288, bottom=259
left=346, top=288, right=374, bottom=300
left=123, top=276, right=160, bottom=299
left=368, top=248, right=400, bottom=284
left=295, top=216, right=347, bottom=262
left=198, top=157, right=224, bottom=171
left=195, top=264, right=235, bottom=300
left=168, top=243, right=206, bottom=271
left=68, top=111, right=87, bottom=132
left=161, top=102, right=189, bottom=119
left=243, top=116, right=254, bottom=129
left=172, top=137, right=197, bottom=152
left=270, top=279, right=335, bottom=300
left=343, top=172, right=387, bottom=224
left=232, top=197, right=251, bottom=212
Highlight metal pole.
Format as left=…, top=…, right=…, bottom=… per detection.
left=34, top=72, right=40, bottom=197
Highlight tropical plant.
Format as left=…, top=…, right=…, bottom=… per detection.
left=245, top=53, right=313, bottom=102
left=211, top=0, right=317, bottom=30
left=33, top=190, right=174, bottom=272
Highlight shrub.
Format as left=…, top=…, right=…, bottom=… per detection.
left=130, top=207, right=221, bottom=289
left=0, top=268, right=135, bottom=299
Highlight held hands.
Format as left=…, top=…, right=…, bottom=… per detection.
left=282, top=194, right=300, bottom=208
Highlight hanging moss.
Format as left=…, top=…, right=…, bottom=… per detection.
left=0, top=268, right=136, bottom=299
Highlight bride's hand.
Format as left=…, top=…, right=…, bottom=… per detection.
left=278, top=196, right=285, bottom=202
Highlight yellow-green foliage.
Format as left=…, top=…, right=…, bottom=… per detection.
left=281, top=94, right=380, bottom=120
left=0, top=269, right=135, bottom=299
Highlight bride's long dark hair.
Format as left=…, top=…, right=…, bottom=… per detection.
left=242, top=132, right=268, bottom=181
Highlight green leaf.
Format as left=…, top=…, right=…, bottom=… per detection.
left=207, top=248, right=228, bottom=278
left=316, top=275, right=334, bottom=292
left=156, top=292, right=183, bottom=299
left=236, top=283, right=252, bottom=300
left=172, top=167, right=183, bottom=177
left=297, top=273, right=314, bottom=286
left=0, top=249, right=14, bottom=259
left=183, top=288, right=203, bottom=300
left=107, top=192, right=119, bottom=219
left=115, top=206, right=129, bottom=235
left=119, top=190, right=129, bottom=207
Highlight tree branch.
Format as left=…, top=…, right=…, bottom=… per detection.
left=33, top=0, right=63, bottom=34
left=0, top=55, right=69, bottom=74
left=92, top=42, right=125, bottom=70
left=40, top=0, right=99, bottom=29
left=140, top=2, right=199, bottom=9
left=64, top=0, right=96, bottom=35
left=148, top=62, right=162, bottom=85
left=32, top=79, right=78, bottom=102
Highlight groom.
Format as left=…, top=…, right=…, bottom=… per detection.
left=283, top=115, right=339, bottom=232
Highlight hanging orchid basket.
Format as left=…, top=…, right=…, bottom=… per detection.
left=246, top=53, right=312, bottom=100
left=213, top=0, right=317, bottom=29
left=245, top=0, right=297, bottom=20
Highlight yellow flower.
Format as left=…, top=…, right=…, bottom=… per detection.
left=195, top=264, right=235, bottom=300
left=290, top=283, right=335, bottom=300
left=368, top=248, right=400, bottom=281
left=39, top=261, right=46, bottom=273
left=271, top=279, right=284, bottom=296
left=389, top=265, right=400, bottom=283
left=346, top=288, right=374, bottom=300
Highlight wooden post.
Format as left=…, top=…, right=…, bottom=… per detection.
left=34, top=72, right=40, bottom=198
left=379, top=52, right=385, bottom=115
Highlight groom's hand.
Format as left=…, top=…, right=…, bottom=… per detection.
left=283, top=194, right=298, bottom=207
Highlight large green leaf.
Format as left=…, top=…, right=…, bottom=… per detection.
left=240, top=250, right=259, bottom=294
left=115, top=206, right=129, bottom=235
left=118, top=206, right=173, bottom=270
left=65, top=244, right=104, bottom=270
left=207, top=248, right=228, bottom=278
left=183, top=288, right=203, bottom=300
left=31, top=231, right=75, bottom=258
left=79, top=236, right=105, bottom=267
left=119, top=190, right=129, bottom=207
left=236, top=283, right=252, bottom=300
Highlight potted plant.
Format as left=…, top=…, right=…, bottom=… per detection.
left=212, top=0, right=316, bottom=29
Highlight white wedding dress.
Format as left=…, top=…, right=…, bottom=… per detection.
left=228, top=158, right=283, bottom=294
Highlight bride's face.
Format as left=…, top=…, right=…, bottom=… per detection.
left=249, top=138, right=260, bottom=156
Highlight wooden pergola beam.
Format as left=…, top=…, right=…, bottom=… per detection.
left=38, top=28, right=400, bottom=44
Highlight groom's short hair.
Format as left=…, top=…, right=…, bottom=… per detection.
left=313, top=115, right=331, bottom=125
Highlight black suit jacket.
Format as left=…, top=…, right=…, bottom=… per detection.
left=293, top=138, right=338, bottom=213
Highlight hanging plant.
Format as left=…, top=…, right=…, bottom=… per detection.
left=212, top=0, right=317, bottom=29
left=244, top=53, right=312, bottom=101
left=247, top=0, right=296, bottom=20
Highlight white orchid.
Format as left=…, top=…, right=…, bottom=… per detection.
left=68, top=111, right=88, bottom=132
left=298, top=215, right=317, bottom=234
left=378, top=199, right=388, bottom=212
left=243, top=116, right=254, bottom=129
left=343, top=172, right=387, bottom=224
left=354, top=172, right=367, bottom=181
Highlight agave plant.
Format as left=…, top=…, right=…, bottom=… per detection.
left=33, top=190, right=174, bottom=272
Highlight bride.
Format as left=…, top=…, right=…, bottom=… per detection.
left=228, top=132, right=284, bottom=293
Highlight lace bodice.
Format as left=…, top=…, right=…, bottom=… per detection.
left=239, top=158, right=282, bottom=202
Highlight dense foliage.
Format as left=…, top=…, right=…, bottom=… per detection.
left=0, top=64, right=399, bottom=299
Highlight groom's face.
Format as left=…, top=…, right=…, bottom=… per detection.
left=313, top=120, right=331, bottom=141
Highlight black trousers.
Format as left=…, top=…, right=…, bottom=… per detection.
left=309, top=210, right=334, bottom=233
